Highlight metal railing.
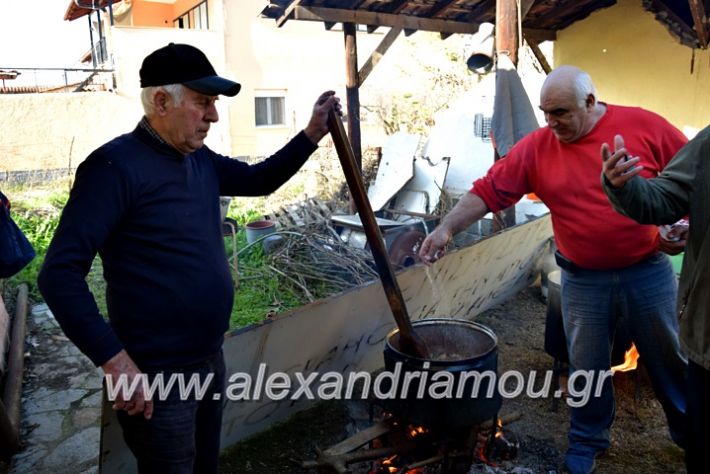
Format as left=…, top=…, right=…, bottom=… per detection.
left=0, top=66, right=115, bottom=93
left=90, top=37, right=109, bottom=68
left=174, top=0, right=209, bottom=30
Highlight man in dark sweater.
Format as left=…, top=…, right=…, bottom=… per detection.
left=37, top=43, right=339, bottom=473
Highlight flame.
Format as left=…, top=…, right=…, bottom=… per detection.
left=611, top=343, right=640, bottom=373
left=377, top=449, right=426, bottom=473
left=408, top=425, right=427, bottom=438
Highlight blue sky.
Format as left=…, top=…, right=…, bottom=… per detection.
left=0, top=0, right=88, bottom=68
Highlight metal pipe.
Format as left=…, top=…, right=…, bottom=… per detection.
left=108, top=0, right=114, bottom=26
left=96, top=10, right=104, bottom=63
left=87, top=14, right=96, bottom=68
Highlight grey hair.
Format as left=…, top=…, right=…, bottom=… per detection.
left=573, top=71, right=596, bottom=107
left=140, top=84, right=185, bottom=115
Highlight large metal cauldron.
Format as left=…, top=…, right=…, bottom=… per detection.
left=383, top=318, right=502, bottom=430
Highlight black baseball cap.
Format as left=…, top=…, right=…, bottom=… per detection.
left=139, top=43, right=241, bottom=97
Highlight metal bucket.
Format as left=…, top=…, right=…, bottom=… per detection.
left=382, top=318, right=502, bottom=429
left=245, top=219, right=276, bottom=244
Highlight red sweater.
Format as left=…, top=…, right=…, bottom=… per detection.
left=472, top=104, right=687, bottom=270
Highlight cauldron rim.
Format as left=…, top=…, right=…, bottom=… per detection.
left=385, top=317, right=498, bottom=362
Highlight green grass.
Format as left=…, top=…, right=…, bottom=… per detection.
left=4, top=185, right=67, bottom=301
left=3, top=180, right=312, bottom=330
left=226, top=226, right=304, bottom=328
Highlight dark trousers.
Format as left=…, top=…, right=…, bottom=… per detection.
left=116, top=351, right=226, bottom=474
left=686, top=358, right=710, bottom=474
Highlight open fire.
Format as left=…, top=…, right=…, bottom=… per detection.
left=303, top=411, right=521, bottom=474
left=611, top=343, right=640, bottom=373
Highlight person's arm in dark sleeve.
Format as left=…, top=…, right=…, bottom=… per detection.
left=37, top=154, right=130, bottom=367
left=213, top=131, right=318, bottom=196
left=601, top=130, right=705, bottom=225
left=215, top=90, right=339, bottom=196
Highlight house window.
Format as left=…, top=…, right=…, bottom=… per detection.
left=255, top=96, right=286, bottom=127
left=174, top=1, right=209, bottom=30
left=474, top=113, right=492, bottom=142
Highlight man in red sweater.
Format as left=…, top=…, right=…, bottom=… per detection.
left=420, top=65, right=688, bottom=474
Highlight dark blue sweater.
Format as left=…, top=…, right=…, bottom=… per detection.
left=38, top=123, right=317, bottom=368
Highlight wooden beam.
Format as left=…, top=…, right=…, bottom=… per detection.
left=535, top=0, right=617, bottom=30
left=531, top=0, right=590, bottom=25
left=292, top=6, right=481, bottom=34
left=650, top=0, right=699, bottom=44
left=521, top=0, right=537, bottom=20
left=525, top=37, right=552, bottom=74
left=0, top=399, right=20, bottom=461
left=522, top=27, right=556, bottom=42
left=358, top=27, right=402, bottom=85
left=0, top=296, right=8, bottom=374
left=275, top=0, right=303, bottom=28
left=553, top=0, right=615, bottom=30
left=464, top=0, right=496, bottom=24
left=382, top=0, right=411, bottom=15
left=689, top=0, right=709, bottom=48
left=1, top=284, right=28, bottom=460
left=429, top=0, right=458, bottom=18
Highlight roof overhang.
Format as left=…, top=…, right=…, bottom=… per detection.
left=64, top=0, right=121, bottom=22
left=260, top=0, right=709, bottom=49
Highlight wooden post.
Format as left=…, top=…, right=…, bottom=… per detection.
left=344, top=22, right=363, bottom=213
left=0, top=294, right=9, bottom=374
left=496, top=0, right=518, bottom=64
left=343, top=22, right=362, bottom=171
left=1, top=284, right=29, bottom=460
left=495, top=0, right=518, bottom=228
left=526, top=37, right=552, bottom=74
left=0, top=398, right=20, bottom=460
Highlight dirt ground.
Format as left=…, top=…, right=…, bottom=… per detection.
left=219, top=286, right=686, bottom=474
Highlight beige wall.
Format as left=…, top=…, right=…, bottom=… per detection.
left=223, top=0, right=385, bottom=156
left=110, top=25, right=233, bottom=153
left=0, top=22, right=233, bottom=174
left=0, top=2, right=491, bottom=173
left=554, top=0, right=710, bottom=136
left=0, top=93, right=141, bottom=172
left=223, top=0, right=476, bottom=157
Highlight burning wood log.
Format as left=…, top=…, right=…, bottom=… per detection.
left=301, top=411, right=524, bottom=473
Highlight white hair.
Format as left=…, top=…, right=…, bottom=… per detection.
left=573, top=71, right=596, bottom=107
left=140, top=84, right=185, bottom=115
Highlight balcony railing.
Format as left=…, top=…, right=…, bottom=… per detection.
left=0, top=67, right=115, bottom=94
